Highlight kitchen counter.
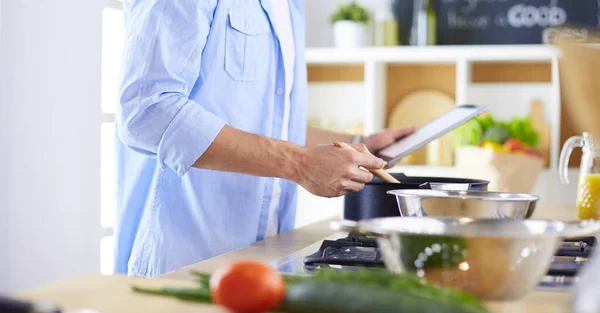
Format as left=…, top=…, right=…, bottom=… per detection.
left=17, top=204, right=579, bottom=313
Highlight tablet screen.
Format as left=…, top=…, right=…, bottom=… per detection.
left=377, top=104, right=488, bottom=165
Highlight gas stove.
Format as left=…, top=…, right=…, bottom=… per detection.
left=300, top=235, right=595, bottom=290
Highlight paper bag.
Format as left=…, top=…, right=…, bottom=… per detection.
left=455, top=146, right=544, bottom=193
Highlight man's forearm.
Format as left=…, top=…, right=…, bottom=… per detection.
left=305, top=125, right=354, bottom=147
left=193, top=125, right=303, bottom=181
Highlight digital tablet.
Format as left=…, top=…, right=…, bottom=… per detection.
left=376, top=104, right=489, bottom=165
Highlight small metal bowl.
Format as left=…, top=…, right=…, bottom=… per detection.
left=331, top=217, right=600, bottom=300
left=387, top=189, right=539, bottom=219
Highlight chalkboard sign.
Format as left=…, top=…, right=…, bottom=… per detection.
left=393, top=0, right=600, bottom=45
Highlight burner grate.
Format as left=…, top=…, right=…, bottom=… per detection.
left=303, top=235, right=597, bottom=285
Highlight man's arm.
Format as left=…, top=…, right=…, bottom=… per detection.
left=194, top=125, right=302, bottom=181
left=193, top=125, right=385, bottom=198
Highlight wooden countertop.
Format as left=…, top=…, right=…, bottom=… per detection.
left=17, top=204, right=579, bottom=313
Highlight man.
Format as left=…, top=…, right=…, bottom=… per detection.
left=115, top=0, right=412, bottom=277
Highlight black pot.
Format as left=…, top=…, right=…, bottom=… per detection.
left=343, top=173, right=489, bottom=221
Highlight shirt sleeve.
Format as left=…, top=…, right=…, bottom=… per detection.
left=117, top=0, right=225, bottom=177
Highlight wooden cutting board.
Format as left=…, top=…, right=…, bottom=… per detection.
left=530, top=99, right=551, bottom=167
left=387, top=90, right=455, bottom=166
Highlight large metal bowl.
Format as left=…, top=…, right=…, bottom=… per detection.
left=331, top=217, right=600, bottom=300
left=387, top=189, right=539, bottom=219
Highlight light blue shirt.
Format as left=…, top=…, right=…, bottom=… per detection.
left=114, top=0, right=307, bottom=277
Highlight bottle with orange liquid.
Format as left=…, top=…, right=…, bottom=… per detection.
left=559, top=132, right=600, bottom=219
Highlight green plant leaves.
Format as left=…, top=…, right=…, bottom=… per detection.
left=330, top=1, right=370, bottom=24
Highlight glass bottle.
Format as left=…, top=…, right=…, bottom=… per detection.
left=559, top=132, right=600, bottom=219
left=409, top=0, right=436, bottom=46
left=374, top=0, right=399, bottom=46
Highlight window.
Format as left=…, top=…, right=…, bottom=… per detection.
left=100, top=0, right=124, bottom=275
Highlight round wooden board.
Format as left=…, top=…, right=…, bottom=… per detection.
left=388, top=90, right=456, bottom=165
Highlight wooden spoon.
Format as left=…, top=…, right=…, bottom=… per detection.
left=333, top=142, right=401, bottom=184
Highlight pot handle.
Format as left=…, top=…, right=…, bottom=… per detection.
left=329, top=220, right=383, bottom=237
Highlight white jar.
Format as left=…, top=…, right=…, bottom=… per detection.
left=333, top=21, right=371, bottom=48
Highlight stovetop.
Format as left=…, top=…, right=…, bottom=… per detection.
left=272, top=235, right=596, bottom=290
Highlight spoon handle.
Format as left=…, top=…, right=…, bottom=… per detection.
left=333, top=142, right=401, bottom=184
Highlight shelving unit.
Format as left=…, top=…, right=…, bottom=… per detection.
left=305, top=44, right=562, bottom=171
left=295, top=44, right=579, bottom=229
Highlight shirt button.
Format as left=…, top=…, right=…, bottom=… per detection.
left=276, top=88, right=283, bottom=95
left=262, top=198, right=267, bottom=205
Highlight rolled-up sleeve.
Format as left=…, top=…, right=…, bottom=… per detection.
left=117, top=0, right=224, bottom=177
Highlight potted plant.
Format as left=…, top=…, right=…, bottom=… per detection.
left=330, top=1, right=372, bottom=48
left=452, top=114, right=544, bottom=193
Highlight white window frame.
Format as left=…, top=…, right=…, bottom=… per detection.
left=100, top=0, right=123, bottom=274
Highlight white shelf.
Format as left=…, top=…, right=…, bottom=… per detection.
left=305, top=45, right=559, bottom=65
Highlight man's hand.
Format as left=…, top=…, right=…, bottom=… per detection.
left=293, top=144, right=386, bottom=198
left=363, top=127, right=414, bottom=153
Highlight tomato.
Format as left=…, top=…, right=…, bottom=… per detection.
left=503, top=138, right=523, bottom=152
left=210, top=260, right=285, bottom=313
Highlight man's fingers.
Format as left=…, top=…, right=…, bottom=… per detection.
left=350, top=167, right=374, bottom=183
left=350, top=143, right=370, bottom=153
left=389, top=126, right=415, bottom=139
left=343, top=180, right=365, bottom=193
left=357, top=153, right=387, bottom=169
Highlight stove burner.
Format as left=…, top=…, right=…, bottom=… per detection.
left=556, top=237, right=596, bottom=258
left=303, top=239, right=382, bottom=267
left=303, top=235, right=596, bottom=287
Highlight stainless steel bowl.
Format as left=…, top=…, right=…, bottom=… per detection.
left=331, top=217, right=600, bottom=300
left=387, top=189, right=539, bottom=219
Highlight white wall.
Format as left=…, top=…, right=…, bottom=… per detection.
left=0, top=0, right=103, bottom=293
left=305, top=0, right=383, bottom=47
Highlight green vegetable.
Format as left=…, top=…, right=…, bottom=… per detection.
left=506, top=117, right=539, bottom=147
left=483, top=125, right=511, bottom=144
left=134, top=268, right=489, bottom=313
left=132, top=286, right=212, bottom=303
left=281, top=281, right=488, bottom=313
left=330, top=1, right=370, bottom=24
left=399, top=235, right=468, bottom=270
left=453, top=119, right=483, bottom=147
left=309, top=268, right=485, bottom=310
left=452, top=112, right=541, bottom=148
left=476, top=114, right=495, bottom=133
left=191, top=271, right=211, bottom=287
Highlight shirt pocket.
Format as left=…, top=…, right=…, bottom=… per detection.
left=225, top=9, right=272, bottom=82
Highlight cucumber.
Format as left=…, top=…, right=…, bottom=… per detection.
left=281, top=281, right=488, bottom=313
